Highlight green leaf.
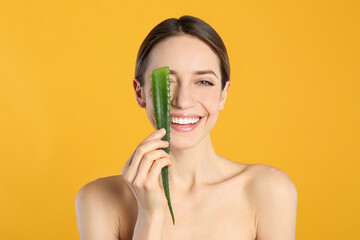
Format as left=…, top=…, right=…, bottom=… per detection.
left=151, top=66, right=175, bottom=225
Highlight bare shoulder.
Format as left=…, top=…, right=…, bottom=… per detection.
left=245, top=164, right=297, bottom=202
left=245, top=164, right=298, bottom=239
left=76, top=175, right=128, bottom=210
left=246, top=164, right=297, bottom=196
left=75, top=175, right=131, bottom=240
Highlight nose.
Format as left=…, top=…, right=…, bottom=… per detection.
left=170, top=82, right=194, bottom=109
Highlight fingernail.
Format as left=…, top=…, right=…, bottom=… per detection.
left=159, top=128, right=165, bottom=133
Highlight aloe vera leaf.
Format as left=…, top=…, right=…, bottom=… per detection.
left=151, top=66, right=175, bottom=225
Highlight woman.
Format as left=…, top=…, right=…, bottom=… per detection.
left=75, top=15, right=297, bottom=240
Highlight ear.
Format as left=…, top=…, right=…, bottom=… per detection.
left=219, top=81, right=231, bottom=111
left=133, top=78, right=146, bottom=108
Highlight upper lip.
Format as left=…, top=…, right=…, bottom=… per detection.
left=170, top=113, right=202, bottom=118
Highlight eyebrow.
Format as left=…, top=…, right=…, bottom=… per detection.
left=169, top=69, right=219, bottom=80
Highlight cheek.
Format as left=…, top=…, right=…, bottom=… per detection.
left=144, top=86, right=156, bottom=124
left=145, top=85, right=154, bottom=109
left=196, top=89, right=221, bottom=113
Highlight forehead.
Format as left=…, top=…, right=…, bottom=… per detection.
left=145, top=34, right=220, bottom=78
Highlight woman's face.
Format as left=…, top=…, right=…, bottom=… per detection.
left=134, top=34, right=230, bottom=149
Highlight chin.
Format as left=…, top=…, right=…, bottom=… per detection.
left=169, top=136, right=200, bottom=150
left=170, top=143, right=196, bottom=151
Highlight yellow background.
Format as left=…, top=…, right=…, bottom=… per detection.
left=1, top=0, right=359, bottom=239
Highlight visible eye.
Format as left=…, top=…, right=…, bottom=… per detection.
left=198, top=80, right=214, bottom=86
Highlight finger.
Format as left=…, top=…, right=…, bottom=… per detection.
left=142, top=128, right=167, bottom=145
left=135, top=149, right=170, bottom=182
left=147, top=157, right=172, bottom=188
left=125, top=140, right=169, bottom=183
left=125, top=128, right=166, bottom=176
left=122, top=128, right=166, bottom=182
left=131, top=139, right=169, bottom=170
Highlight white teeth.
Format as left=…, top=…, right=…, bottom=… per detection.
left=171, top=117, right=200, bottom=125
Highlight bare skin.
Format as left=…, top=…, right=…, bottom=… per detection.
left=75, top=34, right=297, bottom=239
left=76, top=162, right=296, bottom=240
left=120, top=159, right=257, bottom=240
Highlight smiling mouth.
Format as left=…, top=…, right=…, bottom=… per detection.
left=152, top=113, right=204, bottom=126
left=170, top=116, right=201, bottom=125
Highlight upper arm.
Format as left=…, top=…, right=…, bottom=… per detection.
left=250, top=165, right=298, bottom=240
left=75, top=179, right=121, bottom=240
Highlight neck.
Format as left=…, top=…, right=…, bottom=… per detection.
left=168, top=133, right=221, bottom=194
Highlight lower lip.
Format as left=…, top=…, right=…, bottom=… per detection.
left=170, top=117, right=202, bottom=132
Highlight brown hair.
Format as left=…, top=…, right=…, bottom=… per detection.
left=135, top=15, right=230, bottom=90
